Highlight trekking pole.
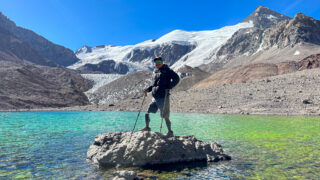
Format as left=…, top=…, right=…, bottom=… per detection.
left=131, top=93, right=146, bottom=136
left=160, top=90, right=169, bottom=133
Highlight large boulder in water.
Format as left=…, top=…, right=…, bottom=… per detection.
left=87, top=131, right=231, bottom=168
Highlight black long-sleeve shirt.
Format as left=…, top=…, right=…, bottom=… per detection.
left=146, top=64, right=180, bottom=98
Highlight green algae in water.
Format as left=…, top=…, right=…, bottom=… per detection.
left=167, top=114, right=320, bottom=179
left=0, top=111, right=319, bottom=179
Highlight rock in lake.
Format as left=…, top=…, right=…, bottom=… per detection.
left=87, top=131, right=231, bottom=168
left=112, top=170, right=136, bottom=180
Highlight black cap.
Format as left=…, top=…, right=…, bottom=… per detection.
left=153, top=57, right=163, bottom=62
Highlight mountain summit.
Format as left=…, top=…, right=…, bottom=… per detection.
left=0, top=12, right=79, bottom=66
left=243, top=6, right=291, bottom=28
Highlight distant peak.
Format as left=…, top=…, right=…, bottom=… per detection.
left=254, top=6, right=271, bottom=13
left=293, top=12, right=308, bottom=19
left=75, top=45, right=92, bottom=54
left=243, top=6, right=291, bottom=28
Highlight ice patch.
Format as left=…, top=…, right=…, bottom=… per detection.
left=81, top=74, right=123, bottom=93
left=267, top=15, right=278, bottom=19
left=294, top=50, right=300, bottom=55
left=243, top=52, right=250, bottom=56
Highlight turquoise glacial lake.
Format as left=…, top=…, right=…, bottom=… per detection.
left=0, top=111, right=319, bottom=179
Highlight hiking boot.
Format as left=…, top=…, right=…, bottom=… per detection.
left=139, top=127, right=151, bottom=131
left=166, top=130, right=174, bottom=137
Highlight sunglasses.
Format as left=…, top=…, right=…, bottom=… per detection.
left=154, top=60, right=162, bottom=64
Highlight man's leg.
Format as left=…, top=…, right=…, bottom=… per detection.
left=165, top=118, right=172, bottom=132
left=140, top=113, right=151, bottom=131
left=160, top=96, right=174, bottom=137
left=140, top=99, right=158, bottom=131
left=165, top=117, right=173, bottom=137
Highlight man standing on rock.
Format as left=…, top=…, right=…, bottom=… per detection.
left=140, top=57, right=180, bottom=137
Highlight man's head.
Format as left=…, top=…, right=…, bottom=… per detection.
left=154, top=57, right=164, bottom=69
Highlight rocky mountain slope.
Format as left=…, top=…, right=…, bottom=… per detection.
left=0, top=12, right=79, bottom=66
left=217, top=12, right=320, bottom=68
left=73, top=65, right=320, bottom=116
left=0, top=26, right=56, bottom=66
left=76, top=60, right=129, bottom=74
left=242, top=5, right=291, bottom=28
left=87, top=70, right=153, bottom=105
left=0, top=12, right=93, bottom=110
left=83, top=65, right=211, bottom=105
left=193, top=55, right=319, bottom=89
left=0, top=61, right=92, bottom=110
left=174, top=65, right=211, bottom=91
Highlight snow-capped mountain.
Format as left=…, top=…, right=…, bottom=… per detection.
left=69, top=21, right=253, bottom=72
left=68, top=6, right=320, bottom=75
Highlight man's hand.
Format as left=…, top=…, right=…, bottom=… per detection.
left=143, top=89, right=148, bottom=96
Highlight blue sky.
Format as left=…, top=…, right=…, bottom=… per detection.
left=0, top=0, right=319, bottom=51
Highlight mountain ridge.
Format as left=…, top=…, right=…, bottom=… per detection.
left=70, top=6, right=317, bottom=75
left=0, top=12, right=80, bottom=66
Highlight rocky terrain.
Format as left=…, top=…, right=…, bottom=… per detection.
left=242, top=5, right=291, bottom=28
left=0, top=12, right=94, bottom=110
left=76, top=60, right=129, bottom=74
left=217, top=11, right=320, bottom=68
left=174, top=65, right=211, bottom=91
left=194, top=54, right=320, bottom=88
left=40, top=67, right=319, bottom=116
left=0, top=26, right=56, bottom=66
left=125, top=43, right=196, bottom=66
left=8, top=54, right=320, bottom=116
left=25, top=52, right=320, bottom=116
left=87, top=70, right=153, bottom=105
left=101, top=54, right=320, bottom=116
left=0, top=61, right=92, bottom=110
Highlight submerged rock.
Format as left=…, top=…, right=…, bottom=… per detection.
left=87, top=131, right=231, bottom=168
left=112, top=170, right=136, bottom=180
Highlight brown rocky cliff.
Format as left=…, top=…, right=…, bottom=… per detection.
left=217, top=12, right=320, bottom=66
left=193, top=54, right=320, bottom=89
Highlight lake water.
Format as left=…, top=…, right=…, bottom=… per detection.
left=0, top=111, right=319, bottom=179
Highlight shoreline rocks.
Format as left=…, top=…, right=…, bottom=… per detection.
left=87, top=131, right=230, bottom=168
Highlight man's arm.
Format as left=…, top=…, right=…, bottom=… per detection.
left=168, top=69, right=180, bottom=89
left=145, top=85, right=153, bottom=92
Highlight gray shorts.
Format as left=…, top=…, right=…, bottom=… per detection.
left=147, top=96, right=170, bottom=119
